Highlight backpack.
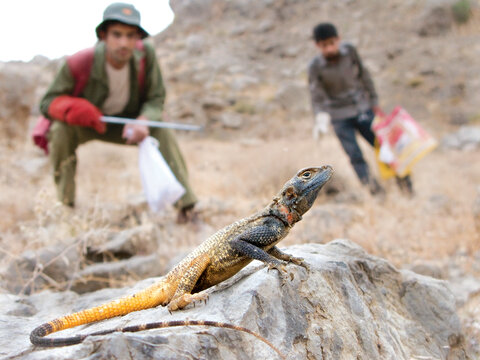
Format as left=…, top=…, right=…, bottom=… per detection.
left=32, top=41, right=146, bottom=154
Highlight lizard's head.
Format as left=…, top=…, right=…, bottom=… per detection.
left=273, top=166, right=333, bottom=224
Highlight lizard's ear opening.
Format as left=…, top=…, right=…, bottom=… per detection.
left=283, top=186, right=297, bottom=200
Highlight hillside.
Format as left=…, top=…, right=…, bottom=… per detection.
left=157, top=0, right=480, bottom=138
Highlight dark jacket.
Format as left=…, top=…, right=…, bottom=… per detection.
left=40, top=41, right=166, bottom=122
left=308, top=42, right=378, bottom=121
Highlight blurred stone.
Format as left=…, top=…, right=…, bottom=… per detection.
left=405, top=262, right=447, bottom=279
left=450, top=111, right=469, bottom=125
left=2, top=243, right=81, bottom=295
left=169, top=0, right=213, bottom=27
left=418, top=5, right=453, bottom=37
left=442, top=126, right=480, bottom=150
left=220, top=112, right=244, bottom=129
left=231, top=75, right=259, bottom=90
left=275, top=82, right=310, bottom=115
left=1, top=224, right=160, bottom=295
left=71, top=254, right=164, bottom=293
left=229, top=24, right=247, bottom=36
left=256, top=19, right=275, bottom=33
left=98, top=195, right=149, bottom=227
left=202, top=96, right=229, bottom=111
left=280, top=46, right=301, bottom=58
left=185, top=34, right=205, bottom=54
left=448, top=275, right=480, bottom=306
left=86, top=225, right=158, bottom=261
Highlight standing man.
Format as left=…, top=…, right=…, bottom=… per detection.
left=307, top=22, right=385, bottom=195
left=40, top=2, right=197, bottom=222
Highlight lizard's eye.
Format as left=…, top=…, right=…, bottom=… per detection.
left=301, top=171, right=312, bottom=179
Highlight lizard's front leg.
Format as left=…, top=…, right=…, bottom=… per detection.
left=167, top=253, right=210, bottom=311
left=230, top=223, right=291, bottom=283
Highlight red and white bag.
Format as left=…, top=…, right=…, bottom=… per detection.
left=372, top=106, right=437, bottom=177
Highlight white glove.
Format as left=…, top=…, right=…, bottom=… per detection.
left=313, top=112, right=331, bottom=140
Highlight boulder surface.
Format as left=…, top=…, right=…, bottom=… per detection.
left=1, top=240, right=465, bottom=359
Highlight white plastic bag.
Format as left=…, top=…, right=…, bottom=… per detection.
left=138, top=136, right=185, bottom=212
left=313, top=112, right=331, bottom=139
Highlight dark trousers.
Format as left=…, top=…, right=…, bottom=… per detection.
left=332, top=110, right=376, bottom=184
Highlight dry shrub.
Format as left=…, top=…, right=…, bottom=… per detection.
left=452, top=0, right=473, bottom=24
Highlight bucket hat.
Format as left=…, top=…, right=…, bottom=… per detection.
left=96, top=2, right=149, bottom=39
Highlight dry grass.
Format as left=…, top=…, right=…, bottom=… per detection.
left=1, top=128, right=479, bottom=266
left=183, top=132, right=479, bottom=267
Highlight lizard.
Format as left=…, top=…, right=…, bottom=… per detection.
left=30, top=165, right=333, bottom=356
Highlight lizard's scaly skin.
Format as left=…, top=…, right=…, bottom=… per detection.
left=30, top=166, right=333, bottom=357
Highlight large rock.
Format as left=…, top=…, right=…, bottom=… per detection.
left=70, top=254, right=165, bottom=294
left=1, top=226, right=160, bottom=295
left=1, top=243, right=82, bottom=295
left=0, top=240, right=466, bottom=359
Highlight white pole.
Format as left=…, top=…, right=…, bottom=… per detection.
left=100, top=116, right=203, bottom=131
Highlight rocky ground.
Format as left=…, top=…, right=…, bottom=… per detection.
left=0, top=0, right=479, bottom=358
left=0, top=241, right=468, bottom=360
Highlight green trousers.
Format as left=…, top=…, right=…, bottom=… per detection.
left=48, top=121, right=197, bottom=209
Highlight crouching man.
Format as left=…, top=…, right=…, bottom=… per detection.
left=40, top=2, right=197, bottom=222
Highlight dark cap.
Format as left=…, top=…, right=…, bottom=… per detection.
left=95, top=2, right=149, bottom=39
left=313, top=23, right=338, bottom=42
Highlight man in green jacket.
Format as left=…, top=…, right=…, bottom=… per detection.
left=40, top=3, right=197, bottom=223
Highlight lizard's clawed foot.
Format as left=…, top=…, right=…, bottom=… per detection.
left=279, top=271, right=293, bottom=287
left=287, top=255, right=309, bottom=270
left=167, top=292, right=209, bottom=312
left=267, top=262, right=291, bottom=286
left=267, top=262, right=288, bottom=274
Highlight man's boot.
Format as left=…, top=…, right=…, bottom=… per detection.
left=368, top=177, right=385, bottom=196
left=396, top=175, right=414, bottom=197
left=176, top=204, right=198, bottom=224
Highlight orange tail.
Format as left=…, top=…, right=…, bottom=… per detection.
left=30, top=280, right=170, bottom=346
